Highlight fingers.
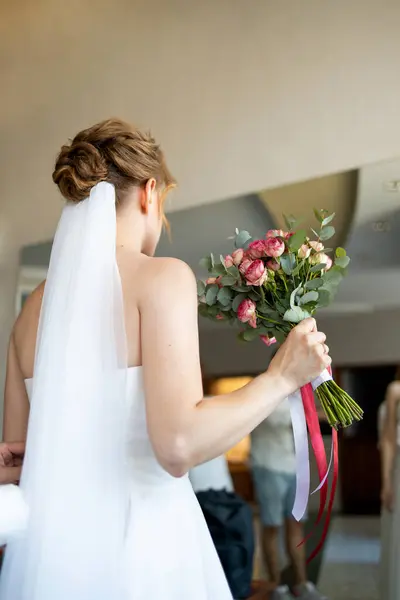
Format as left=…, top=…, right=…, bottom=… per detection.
left=0, top=464, right=22, bottom=485
left=307, top=331, right=326, bottom=345
left=5, top=441, right=25, bottom=457
left=295, top=317, right=317, bottom=333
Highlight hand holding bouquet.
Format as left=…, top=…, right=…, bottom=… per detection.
left=197, top=210, right=363, bottom=429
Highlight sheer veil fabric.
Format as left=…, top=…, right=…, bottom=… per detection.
left=0, top=182, right=130, bottom=599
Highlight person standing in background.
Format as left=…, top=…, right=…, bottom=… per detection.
left=251, top=392, right=327, bottom=600
left=379, top=374, right=400, bottom=600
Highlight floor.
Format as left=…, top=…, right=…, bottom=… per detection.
left=253, top=515, right=381, bottom=600
left=317, top=516, right=380, bottom=600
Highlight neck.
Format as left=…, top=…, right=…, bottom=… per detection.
left=116, top=202, right=146, bottom=253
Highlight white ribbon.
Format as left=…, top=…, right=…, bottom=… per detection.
left=289, top=368, right=333, bottom=520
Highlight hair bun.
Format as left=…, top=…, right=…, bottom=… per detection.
left=52, top=140, right=108, bottom=203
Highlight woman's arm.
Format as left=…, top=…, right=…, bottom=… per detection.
left=380, top=382, right=400, bottom=510
left=140, top=258, right=330, bottom=477
left=3, top=332, right=30, bottom=443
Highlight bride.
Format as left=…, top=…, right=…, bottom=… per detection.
left=0, top=118, right=331, bottom=599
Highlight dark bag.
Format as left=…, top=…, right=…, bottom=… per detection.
left=196, top=489, right=254, bottom=599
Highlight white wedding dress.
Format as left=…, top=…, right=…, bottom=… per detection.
left=0, top=183, right=233, bottom=599
left=0, top=371, right=233, bottom=599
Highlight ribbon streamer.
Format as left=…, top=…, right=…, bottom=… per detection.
left=289, top=368, right=339, bottom=562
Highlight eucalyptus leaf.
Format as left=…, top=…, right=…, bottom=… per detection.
left=199, top=256, right=213, bottom=271
left=322, top=213, right=336, bottom=227
left=205, top=284, right=219, bottom=306
left=243, top=328, right=262, bottom=342
left=319, top=226, right=335, bottom=241
left=234, top=230, right=252, bottom=249
left=313, top=208, right=324, bottom=223
left=335, top=247, right=347, bottom=258
left=310, top=263, right=327, bottom=273
left=290, top=284, right=303, bottom=309
left=208, top=305, right=221, bottom=317
left=304, top=278, right=324, bottom=289
left=217, top=287, right=233, bottom=306
left=317, top=288, right=331, bottom=307
left=226, top=265, right=240, bottom=278
left=220, top=275, right=237, bottom=286
left=210, top=264, right=226, bottom=276
left=299, top=291, right=319, bottom=305
left=335, top=255, right=350, bottom=269
left=288, top=229, right=307, bottom=252
left=280, top=253, right=296, bottom=275
left=197, top=280, right=206, bottom=297
left=258, top=304, right=279, bottom=318
left=274, top=330, right=286, bottom=344
left=323, top=267, right=343, bottom=285
left=283, top=306, right=311, bottom=323
left=232, top=284, right=251, bottom=293
left=283, top=214, right=297, bottom=230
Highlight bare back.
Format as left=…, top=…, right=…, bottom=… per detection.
left=4, top=249, right=158, bottom=442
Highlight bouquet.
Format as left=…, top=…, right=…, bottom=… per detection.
left=197, top=210, right=363, bottom=430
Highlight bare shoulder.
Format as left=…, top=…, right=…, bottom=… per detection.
left=138, top=257, right=196, bottom=302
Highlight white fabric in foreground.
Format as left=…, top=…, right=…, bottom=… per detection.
left=0, top=485, right=29, bottom=547
left=0, top=182, right=233, bottom=600
left=0, top=183, right=130, bottom=599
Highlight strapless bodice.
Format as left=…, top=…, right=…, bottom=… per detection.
left=25, top=367, right=181, bottom=487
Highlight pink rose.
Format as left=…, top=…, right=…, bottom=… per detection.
left=311, top=252, right=332, bottom=270
left=239, top=258, right=253, bottom=275
left=224, top=255, right=234, bottom=268
left=285, top=232, right=294, bottom=240
left=266, top=259, right=280, bottom=271
left=260, top=335, right=277, bottom=347
left=265, top=237, right=285, bottom=258
left=231, top=248, right=244, bottom=266
left=309, top=241, right=324, bottom=252
left=247, top=239, right=268, bottom=259
left=266, top=229, right=285, bottom=238
left=237, top=299, right=257, bottom=328
left=245, top=259, right=268, bottom=286
left=206, top=276, right=222, bottom=287
left=298, top=244, right=311, bottom=259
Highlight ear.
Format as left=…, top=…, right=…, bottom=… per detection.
left=140, top=178, right=157, bottom=214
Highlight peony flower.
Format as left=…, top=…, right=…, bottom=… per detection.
left=309, top=240, right=324, bottom=252
left=245, top=259, right=268, bottom=286
left=265, top=237, right=285, bottom=258
left=224, top=255, right=234, bottom=268
left=311, top=252, right=332, bottom=270
left=231, top=248, right=244, bottom=266
left=298, top=244, right=311, bottom=259
left=260, top=335, right=277, bottom=347
left=266, top=229, right=285, bottom=238
left=266, top=259, right=280, bottom=271
left=247, top=239, right=268, bottom=259
left=239, top=258, right=253, bottom=275
left=237, top=299, right=257, bottom=328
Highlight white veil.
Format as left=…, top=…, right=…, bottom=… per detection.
left=0, top=182, right=130, bottom=600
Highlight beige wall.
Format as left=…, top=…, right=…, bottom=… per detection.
left=2, top=0, right=400, bottom=428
